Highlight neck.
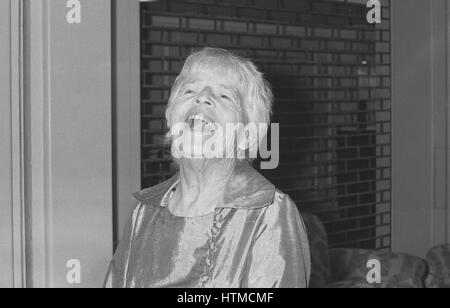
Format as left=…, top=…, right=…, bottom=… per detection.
left=168, top=158, right=236, bottom=217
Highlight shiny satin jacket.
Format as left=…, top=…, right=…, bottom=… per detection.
left=104, top=162, right=311, bottom=288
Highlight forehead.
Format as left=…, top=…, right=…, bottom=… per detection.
left=181, top=56, right=245, bottom=89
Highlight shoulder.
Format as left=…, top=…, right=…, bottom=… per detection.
left=270, top=190, right=301, bottom=214
left=122, top=178, right=180, bottom=236
left=258, top=190, right=303, bottom=227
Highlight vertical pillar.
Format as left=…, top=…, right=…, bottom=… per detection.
left=25, top=0, right=113, bottom=287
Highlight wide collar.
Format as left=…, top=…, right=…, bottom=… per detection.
left=133, top=161, right=276, bottom=210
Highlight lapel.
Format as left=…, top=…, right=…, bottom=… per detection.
left=133, top=161, right=276, bottom=210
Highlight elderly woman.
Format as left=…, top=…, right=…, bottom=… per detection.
left=104, top=47, right=311, bottom=288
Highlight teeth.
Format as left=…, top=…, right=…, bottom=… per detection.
left=187, top=113, right=216, bottom=133
left=188, top=113, right=211, bottom=124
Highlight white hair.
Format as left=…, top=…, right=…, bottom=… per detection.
left=165, top=47, right=273, bottom=133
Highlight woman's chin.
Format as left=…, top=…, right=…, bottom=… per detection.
left=173, top=134, right=220, bottom=159
left=174, top=143, right=209, bottom=159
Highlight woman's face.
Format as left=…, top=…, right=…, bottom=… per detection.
left=169, top=65, right=246, bottom=158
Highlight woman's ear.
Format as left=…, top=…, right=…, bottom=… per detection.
left=163, top=130, right=172, bottom=146
left=236, top=124, right=259, bottom=159
left=237, top=131, right=251, bottom=151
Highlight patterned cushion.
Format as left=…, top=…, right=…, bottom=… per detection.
left=327, top=280, right=377, bottom=288
left=328, top=249, right=427, bottom=288
left=426, top=245, right=450, bottom=288
left=302, top=214, right=331, bottom=288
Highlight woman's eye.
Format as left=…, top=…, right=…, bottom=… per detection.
left=220, top=94, right=231, bottom=100
left=184, top=89, right=195, bottom=95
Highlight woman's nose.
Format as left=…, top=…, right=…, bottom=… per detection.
left=195, top=88, right=215, bottom=107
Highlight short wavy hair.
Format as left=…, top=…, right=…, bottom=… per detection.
left=165, top=47, right=273, bottom=139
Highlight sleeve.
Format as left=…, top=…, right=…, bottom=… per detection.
left=103, top=202, right=143, bottom=288
left=244, top=193, right=311, bottom=288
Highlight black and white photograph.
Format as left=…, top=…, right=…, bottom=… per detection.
left=1, top=0, right=450, bottom=291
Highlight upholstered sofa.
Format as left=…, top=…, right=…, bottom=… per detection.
left=303, top=214, right=450, bottom=288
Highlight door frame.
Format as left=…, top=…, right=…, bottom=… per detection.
left=111, top=0, right=142, bottom=247
left=23, top=0, right=114, bottom=287
left=0, top=0, right=27, bottom=288
left=391, top=0, right=450, bottom=257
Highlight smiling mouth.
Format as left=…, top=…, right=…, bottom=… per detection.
left=186, top=113, right=216, bottom=135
